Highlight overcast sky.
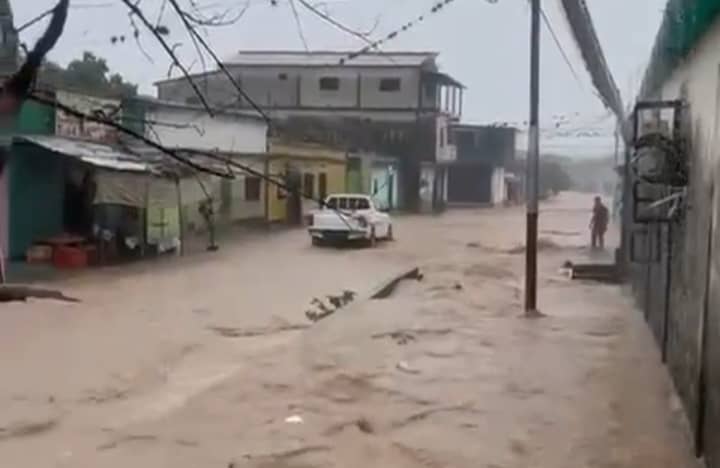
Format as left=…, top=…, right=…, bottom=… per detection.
left=13, top=0, right=666, bottom=157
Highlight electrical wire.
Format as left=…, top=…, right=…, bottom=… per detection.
left=28, top=94, right=354, bottom=229
left=288, top=0, right=311, bottom=51
left=538, top=6, right=585, bottom=92
left=120, top=0, right=215, bottom=116
left=339, top=0, right=463, bottom=64
left=166, top=0, right=272, bottom=123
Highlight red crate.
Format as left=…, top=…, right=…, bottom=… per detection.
left=53, top=246, right=88, bottom=269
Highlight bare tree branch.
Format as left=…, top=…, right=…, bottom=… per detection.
left=296, top=0, right=376, bottom=49
left=1, top=0, right=69, bottom=116
left=30, top=93, right=231, bottom=178
left=288, top=0, right=310, bottom=51
left=166, top=0, right=271, bottom=123
left=120, top=0, right=214, bottom=116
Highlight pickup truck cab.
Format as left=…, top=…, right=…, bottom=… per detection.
left=308, top=194, right=393, bottom=246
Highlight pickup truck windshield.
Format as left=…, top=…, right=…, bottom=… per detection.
left=326, top=197, right=370, bottom=210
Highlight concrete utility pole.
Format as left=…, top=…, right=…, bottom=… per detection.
left=525, top=0, right=541, bottom=315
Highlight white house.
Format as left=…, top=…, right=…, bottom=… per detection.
left=127, top=97, right=269, bottom=234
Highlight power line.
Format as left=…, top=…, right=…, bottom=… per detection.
left=339, top=0, right=464, bottom=64
left=538, top=6, right=584, bottom=91
left=288, top=0, right=311, bottom=51
left=28, top=94, right=352, bottom=229
left=167, top=0, right=272, bottom=124
left=120, top=0, right=215, bottom=116
left=296, top=0, right=377, bottom=50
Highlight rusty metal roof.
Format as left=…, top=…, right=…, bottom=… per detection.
left=15, top=135, right=151, bottom=173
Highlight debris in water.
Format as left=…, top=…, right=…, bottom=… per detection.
left=284, top=415, right=304, bottom=424
left=209, top=324, right=308, bottom=338
left=0, top=285, right=79, bottom=303
left=466, top=242, right=480, bottom=248
left=373, top=330, right=416, bottom=345
left=396, top=361, right=421, bottom=375
left=0, top=419, right=59, bottom=441
left=306, top=290, right=357, bottom=322
left=453, top=282, right=463, bottom=291
left=356, top=417, right=375, bottom=434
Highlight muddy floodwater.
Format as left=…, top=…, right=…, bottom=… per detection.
left=0, top=193, right=698, bottom=467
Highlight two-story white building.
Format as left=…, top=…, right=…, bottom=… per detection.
left=154, top=51, right=464, bottom=212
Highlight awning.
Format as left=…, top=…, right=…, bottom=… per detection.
left=14, top=135, right=151, bottom=173
left=423, top=71, right=465, bottom=89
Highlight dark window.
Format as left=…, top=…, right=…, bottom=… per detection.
left=379, top=78, right=401, bottom=92
left=319, top=77, right=340, bottom=91
left=326, top=197, right=338, bottom=210
left=350, top=198, right=370, bottom=210
left=245, top=177, right=261, bottom=201
left=318, top=173, right=328, bottom=200
left=278, top=73, right=288, bottom=80
left=303, top=173, right=315, bottom=199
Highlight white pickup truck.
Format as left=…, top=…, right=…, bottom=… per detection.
left=308, top=194, right=393, bottom=247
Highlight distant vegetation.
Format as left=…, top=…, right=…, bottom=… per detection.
left=38, top=51, right=138, bottom=98
left=511, top=154, right=617, bottom=199
left=554, top=155, right=617, bottom=196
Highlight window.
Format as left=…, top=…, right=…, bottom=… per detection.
left=318, top=173, right=328, bottom=201
left=379, top=78, right=401, bottom=92
left=245, top=177, right=261, bottom=201
left=319, top=77, right=340, bottom=91
left=326, top=197, right=338, bottom=210
left=351, top=198, right=371, bottom=210
left=303, top=173, right=315, bottom=199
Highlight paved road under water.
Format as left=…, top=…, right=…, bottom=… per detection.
left=0, top=193, right=699, bottom=467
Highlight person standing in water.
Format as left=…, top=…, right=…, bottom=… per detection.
left=590, top=196, right=609, bottom=250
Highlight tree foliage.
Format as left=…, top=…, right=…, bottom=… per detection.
left=39, top=52, right=138, bottom=98
left=539, top=160, right=573, bottom=197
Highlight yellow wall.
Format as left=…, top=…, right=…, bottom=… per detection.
left=267, top=157, right=346, bottom=223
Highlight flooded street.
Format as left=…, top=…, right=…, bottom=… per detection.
left=0, top=193, right=698, bottom=467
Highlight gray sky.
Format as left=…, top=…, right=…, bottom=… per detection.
left=13, top=0, right=666, bottom=157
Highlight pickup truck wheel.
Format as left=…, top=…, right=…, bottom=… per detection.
left=312, top=237, right=324, bottom=247
left=387, top=225, right=394, bottom=241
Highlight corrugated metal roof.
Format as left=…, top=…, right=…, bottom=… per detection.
left=224, top=50, right=438, bottom=67
left=15, top=135, right=151, bottom=173
left=641, top=0, right=720, bottom=98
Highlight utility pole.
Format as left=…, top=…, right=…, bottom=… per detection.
left=525, top=0, right=541, bottom=315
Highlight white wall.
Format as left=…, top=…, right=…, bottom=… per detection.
left=147, top=106, right=267, bottom=154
